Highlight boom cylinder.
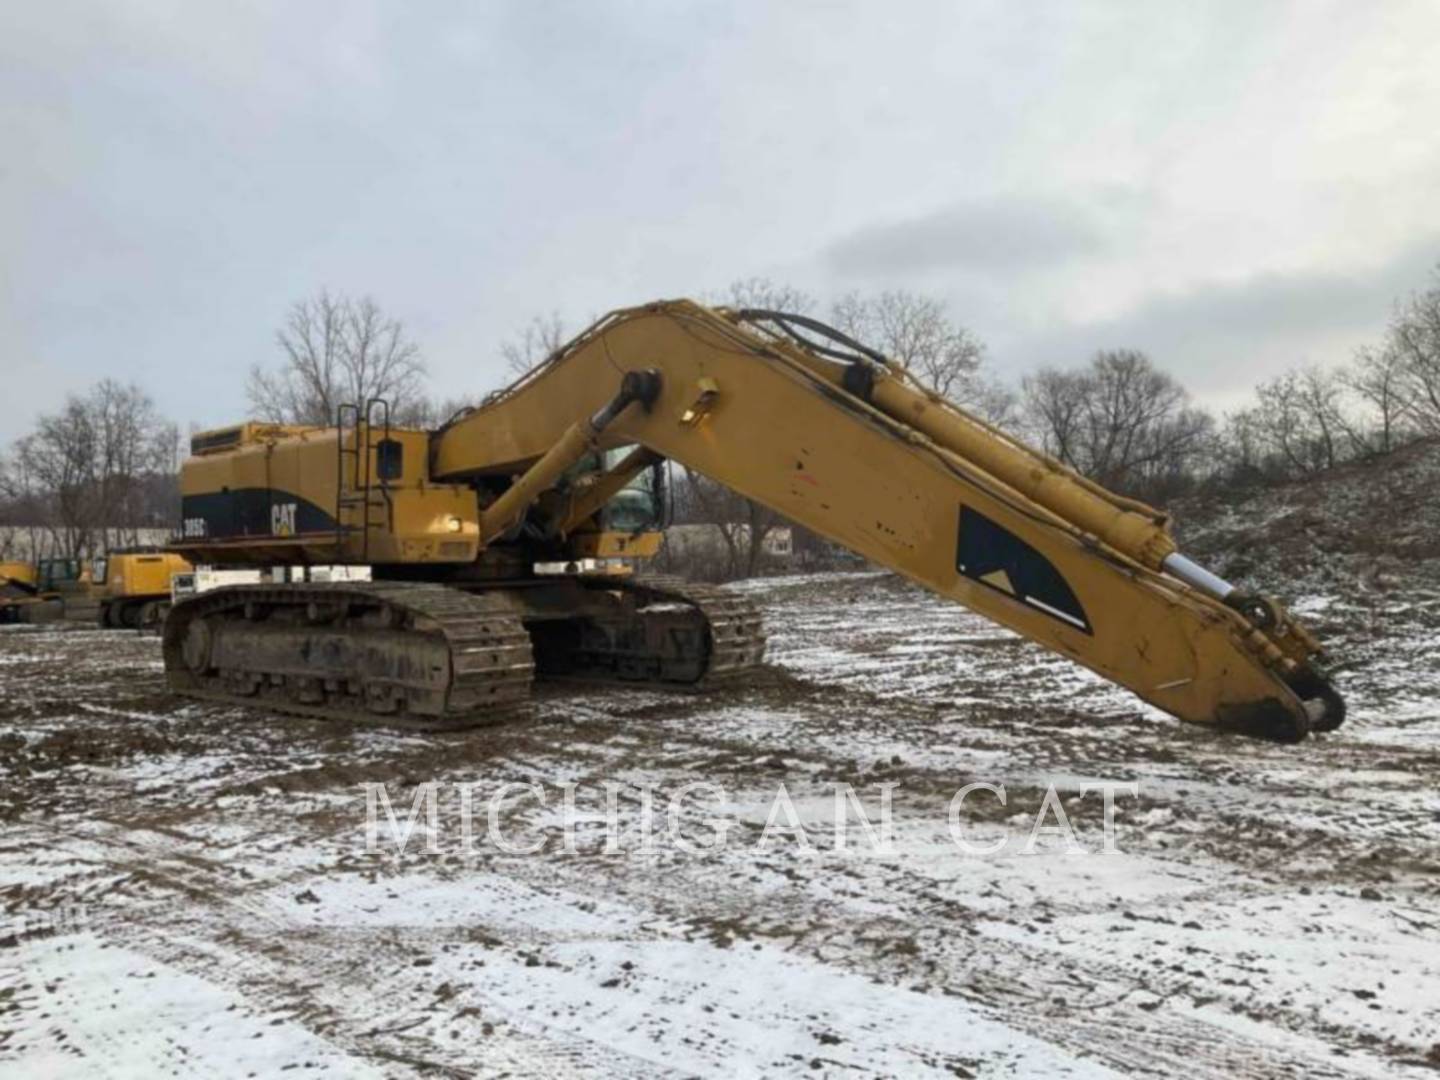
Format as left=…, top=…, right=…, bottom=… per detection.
left=1161, top=553, right=1236, bottom=600
left=863, top=372, right=1180, bottom=569
left=477, top=369, right=661, bottom=543
left=478, top=421, right=596, bottom=542
left=553, top=446, right=663, bottom=536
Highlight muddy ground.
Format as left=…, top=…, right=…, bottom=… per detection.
left=2, top=571, right=1438, bottom=1077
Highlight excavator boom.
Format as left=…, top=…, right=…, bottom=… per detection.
left=165, top=299, right=1342, bottom=740
left=430, top=300, right=1341, bottom=740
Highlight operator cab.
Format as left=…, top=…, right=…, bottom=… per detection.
left=595, top=446, right=667, bottom=534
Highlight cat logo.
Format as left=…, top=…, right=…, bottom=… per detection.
left=271, top=502, right=298, bottom=536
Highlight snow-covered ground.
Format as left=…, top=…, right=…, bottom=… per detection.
left=2, top=572, right=1438, bottom=1077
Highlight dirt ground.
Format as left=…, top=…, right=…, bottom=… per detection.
left=2, top=571, right=1438, bottom=1077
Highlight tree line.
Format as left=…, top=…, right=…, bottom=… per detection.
left=3, top=266, right=1437, bottom=568
left=0, top=382, right=180, bottom=560
left=1025, top=269, right=1440, bottom=498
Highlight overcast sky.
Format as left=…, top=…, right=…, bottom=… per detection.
left=4, top=1, right=1439, bottom=442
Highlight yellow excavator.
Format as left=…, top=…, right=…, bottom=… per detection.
left=1, top=559, right=75, bottom=624
left=165, top=300, right=1343, bottom=741
left=1, top=560, right=53, bottom=624
left=93, top=549, right=194, bottom=629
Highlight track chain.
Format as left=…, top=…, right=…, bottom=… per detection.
left=626, top=575, right=767, bottom=685
left=163, top=582, right=534, bottom=729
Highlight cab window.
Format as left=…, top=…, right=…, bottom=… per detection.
left=376, top=438, right=403, bottom=482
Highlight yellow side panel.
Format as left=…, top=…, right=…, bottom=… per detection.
left=568, top=531, right=664, bottom=559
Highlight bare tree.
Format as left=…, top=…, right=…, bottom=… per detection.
left=671, top=468, right=787, bottom=580
left=1241, top=367, right=1364, bottom=478
left=1345, top=345, right=1413, bottom=453
left=1018, top=368, right=1088, bottom=466
left=1253, top=373, right=1301, bottom=475
left=1385, top=269, right=1440, bottom=434
left=14, top=400, right=97, bottom=558
left=1207, top=263, right=1438, bottom=477
left=1251, top=371, right=1329, bottom=477
left=830, top=290, right=985, bottom=402
left=88, top=380, right=181, bottom=546
left=6, top=381, right=177, bottom=557
left=1296, top=366, right=1366, bottom=468
left=499, top=312, right=568, bottom=378
left=1219, top=407, right=1268, bottom=482
left=714, top=276, right=816, bottom=315
left=248, top=291, right=426, bottom=425
left=967, top=378, right=1021, bottom=429
left=1022, top=350, right=1213, bottom=497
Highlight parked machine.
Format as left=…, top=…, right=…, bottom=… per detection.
left=1, top=558, right=95, bottom=626
left=0, top=560, right=59, bottom=624
left=35, top=557, right=98, bottom=624
left=92, top=549, right=193, bottom=629
left=34, top=557, right=87, bottom=591
left=164, top=300, right=1343, bottom=741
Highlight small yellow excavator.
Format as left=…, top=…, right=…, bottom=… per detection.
left=92, top=549, right=194, bottom=628
left=1, top=558, right=82, bottom=624
left=0, top=560, right=56, bottom=624
left=165, top=301, right=1343, bottom=741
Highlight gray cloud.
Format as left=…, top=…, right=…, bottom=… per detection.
left=1001, top=239, right=1440, bottom=399
left=2, top=2, right=1439, bottom=441
left=824, top=198, right=1107, bottom=276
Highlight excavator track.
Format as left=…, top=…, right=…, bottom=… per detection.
left=624, top=575, right=767, bottom=686
left=518, top=574, right=767, bottom=688
left=163, top=582, right=534, bottom=730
